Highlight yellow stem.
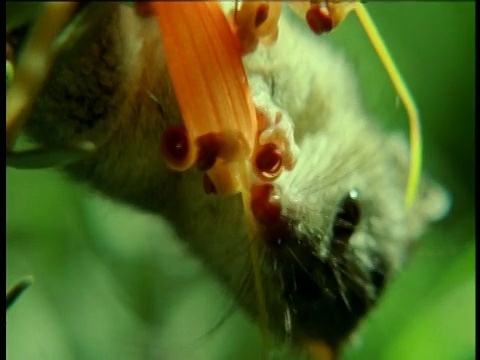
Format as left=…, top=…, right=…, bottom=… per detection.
left=354, top=3, right=422, bottom=210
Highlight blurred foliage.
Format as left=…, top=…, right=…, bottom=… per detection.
left=6, top=2, right=45, bottom=31
left=6, top=2, right=475, bottom=360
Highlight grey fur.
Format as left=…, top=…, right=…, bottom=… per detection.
left=21, top=4, right=450, bottom=355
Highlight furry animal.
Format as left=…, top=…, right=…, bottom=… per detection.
left=14, top=3, right=449, bottom=358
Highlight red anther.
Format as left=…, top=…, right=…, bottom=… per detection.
left=255, top=4, right=270, bottom=28
left=255, top=143, right=283, bottom=179
left=161, top=126, right=190, bottom=168
left=306, top=5, right=333, bottom=35
left=195, top=132, right=222, bottom=171
left=251, top=184, right=281, bottom=226
left=203, top=173, right=217, bottom=194
left=134, top=2, right=156, bottom=17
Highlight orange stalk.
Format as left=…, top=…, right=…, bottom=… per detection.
left=150, top=2, right=258, bottom=194
left=147, top=2, right=271, bottom=349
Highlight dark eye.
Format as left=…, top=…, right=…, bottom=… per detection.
left=331, top=189, right=361, bottom=255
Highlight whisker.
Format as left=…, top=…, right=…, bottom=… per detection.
left=213, top=236, right=253, bottom=267
left=228, top=242, right=261, bottom=310
left=283, top=304, right=293, bottom=340
left=197, top=299, right=239, bottom=340
left=334, top=258, right=374, bottom=303
left=286, top=246, right=313, bottom=281
left=198, top=254, right=256, bottom=340
left=330, top=262, right=352, bottom=312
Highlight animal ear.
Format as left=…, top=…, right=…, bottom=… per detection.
left=388, top=133, right=451, bottom=236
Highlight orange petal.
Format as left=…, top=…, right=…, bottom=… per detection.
left=151, top=1, right=257, bottom=183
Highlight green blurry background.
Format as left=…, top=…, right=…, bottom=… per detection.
left=6, top=3, right=475, bottom=360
